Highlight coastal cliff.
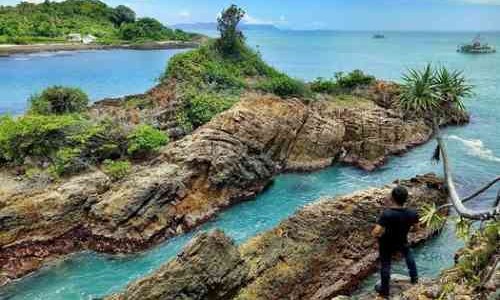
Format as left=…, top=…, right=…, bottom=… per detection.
left=105, top=174, right=448, bottom=300
left=0, top=90, right=465, bottom=286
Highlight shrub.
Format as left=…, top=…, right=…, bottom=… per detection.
left=119, top=18, right=182, bottom=41
left=310, top=77, right=338, bottom=94
left=102, top=159, right=131, bottom=181
left=335, top=70, right=375, bottom=89
left=127, top=125, right=169, bottom=157
left=257, top=74, right=307, bottom=97
left=71, top=119, right=128, bottom=162
left=0, top=114, right=82, bottom=164
left=185, top=91, right=237, bottom=128
left=29, top=86, right=89, bottom=115
left=51, top=147, right=85, bottom=176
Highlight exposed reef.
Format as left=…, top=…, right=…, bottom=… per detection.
left=105, top=174, right=448, bottom=300
left=0, top=86, right=467, bottom=286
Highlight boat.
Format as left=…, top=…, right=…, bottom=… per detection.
left=457, top=34, right=496, bottom=54
left=373, top=34, right=385, bottom=39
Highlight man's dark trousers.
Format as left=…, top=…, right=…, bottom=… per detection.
left=379, top=245, right=418, bottom=297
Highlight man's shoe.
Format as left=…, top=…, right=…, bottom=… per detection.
left=374, top=284, right=389, bottom=299
left=411, top=277, right=419, bottom=285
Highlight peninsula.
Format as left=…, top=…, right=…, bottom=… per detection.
left=0, top=0, right=203, bottom=56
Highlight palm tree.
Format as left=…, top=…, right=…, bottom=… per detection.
left=400, top=64, right=499, bottom=221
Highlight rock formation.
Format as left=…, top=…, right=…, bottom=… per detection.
left=106, top=174, right=448, bottom=300
left=0, top=91, right=465, bottom=286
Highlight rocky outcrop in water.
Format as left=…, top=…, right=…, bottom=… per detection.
left=0, top=91, right=465, bottom=286
left=105, top=174, right=448, bottom=300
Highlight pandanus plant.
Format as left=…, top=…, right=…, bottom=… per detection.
left=399, top=64, right=499, bottom=224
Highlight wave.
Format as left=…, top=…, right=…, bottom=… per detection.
left=448, top=135, right=500, bottom=163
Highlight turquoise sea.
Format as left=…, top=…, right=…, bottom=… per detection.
left=0, top=30, right=499, bottom=299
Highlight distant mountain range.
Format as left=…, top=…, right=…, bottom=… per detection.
left=173, top=22, right=280, bottom=31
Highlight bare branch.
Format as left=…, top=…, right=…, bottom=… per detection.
left=435, top=126, right=500, bottom=220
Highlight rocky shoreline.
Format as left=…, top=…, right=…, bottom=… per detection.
left=105, top=174, right=448, bottom=300
left=0, top=87, right=468, bottom=286
left=0, top=40, right=200, bottom=57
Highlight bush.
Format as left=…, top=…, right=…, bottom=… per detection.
left=184, top=91, right=237, bottom=128
left=119, top=18, right=181, bottom=41
left=29, top=86, right=89, bottom=115
left=127, top=125, right=169, bottom=157
left=335, top=70, right=375, bottom=89
left=0, top=114, right=82, bottom=164
left=102, top=159, right=131, bottom=181
left=257, top=74, right=307, bottom=97
left=310, top=77, right=338, bottom=94
left=51, top=147, right=85, bottom=176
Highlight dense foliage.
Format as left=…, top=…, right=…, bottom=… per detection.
left=0, top=0, right=194, bottom=44
left=164, top=38, right=300, bottom=129
left=399, top=64, right=473, bottom=115
left=0, top=85, right=170, bottom=177
left=29, top=86, right=89, bottom=115
left=216, top=4, right=246, bottom=55
left=127, top=125, right=169, bottom=158
left=102, top=159, right=131, bottom=181
left=310, top=70, right=376, bottom=94
left=256, top=74, right=307, bottom=97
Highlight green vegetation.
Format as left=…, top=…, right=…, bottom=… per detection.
left=0, top=85, right=169, bottom=178
left=29, top=86, right=89, bottom=115
left=215, top=4, right=246, bottom=55
left=399, top=64, right=473, bottom=115
left=0, top=114, right=83, bottom=164
left=183, top=90, right=238, bottom=128
left=102, top=159, right=131, bottom=181
left=163, top=5, right=307, bottom=130
left=310, top=70, right=376, bottom=94
left=0, top=0, right=196, bottom=45
left=257, top=74, right=307, bottom=98
left=438, top=220, right=499, bottom=297
left=127, top=125, right=169, bottom=158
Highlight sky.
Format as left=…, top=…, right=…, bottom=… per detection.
left=2, top=0, right=500, bottom=31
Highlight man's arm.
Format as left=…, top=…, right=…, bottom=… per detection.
left=371, top=224, right=385, bottom=238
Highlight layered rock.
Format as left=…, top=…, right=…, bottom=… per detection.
left=0, top=93, right=463, bottom=285
left=106, top=174, right=448, bottom=300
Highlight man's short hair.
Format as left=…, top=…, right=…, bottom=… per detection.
left=391, top=186, right=409, bottom=205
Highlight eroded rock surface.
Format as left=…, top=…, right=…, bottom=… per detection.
left=0, top=92, right=464, bottom=285
left=106, top=174, right=448, bottom=300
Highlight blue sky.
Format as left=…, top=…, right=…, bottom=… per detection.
left=3, top=0, right=500, bottom=31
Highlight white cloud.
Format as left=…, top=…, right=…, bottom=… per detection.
left=242, top=14, right=273, bottom=25
left=178, top=10, right=191, bottom=19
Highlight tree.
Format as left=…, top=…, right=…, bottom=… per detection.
left=400, top=64, right=499, bottom=221
left=111, top=5, right=136, bottom=26
left=29, top=86, right=89, bottom=115
left=216, top=4, right=245, bottom=55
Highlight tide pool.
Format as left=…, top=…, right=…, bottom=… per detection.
left=0, top=30, right=499, bottom=299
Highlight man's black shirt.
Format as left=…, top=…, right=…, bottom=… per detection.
left=377, top=207, right=419, bottom=249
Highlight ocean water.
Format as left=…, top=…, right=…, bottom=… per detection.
left=0, top=31, right=499, bottom=299
left=0, top=49, right=187, bottom=115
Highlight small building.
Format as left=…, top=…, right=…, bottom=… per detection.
left=67, top=33, right=82, bottom=43
left=82, top=34, right=97, bottom=45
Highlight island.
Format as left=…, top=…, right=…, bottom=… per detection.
left=0, top=0, right=204, bottom=56
left=0, top=4, right=498, bottom=300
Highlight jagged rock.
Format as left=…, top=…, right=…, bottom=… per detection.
left=0, top=91, right=463, bottom=286
left=105, top=174, right=448, bottom=300
left=107, top=230, right=248, bottom=300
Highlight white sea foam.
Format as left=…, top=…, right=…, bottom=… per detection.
left=448, top=135, right=500, bottom=163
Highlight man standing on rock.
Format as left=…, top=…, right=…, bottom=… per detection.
left=371, top=186, right=419, bottom=299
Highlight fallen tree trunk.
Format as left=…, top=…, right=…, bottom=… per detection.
left=435, top=125, right=500, bottom=220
